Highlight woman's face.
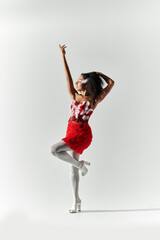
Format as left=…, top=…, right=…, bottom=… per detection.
left=75, top=75, right=85, bottom=91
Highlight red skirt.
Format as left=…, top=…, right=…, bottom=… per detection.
left=61, top=121, right=93, bottom=154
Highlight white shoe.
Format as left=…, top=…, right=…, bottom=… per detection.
left=79, top=160, right=91, bottom=176
left=69, top=200, right=81, bottom=213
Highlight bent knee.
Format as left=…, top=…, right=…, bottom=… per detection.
left=50, top=145, right=58, bottom=156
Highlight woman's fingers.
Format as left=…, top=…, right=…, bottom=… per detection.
left=59, top=45, right=67, bottom=54
left=59, top=44, right=67, bottom=49
left=95, top=71, right=101, bottom=75
left=59, top=44, right=67, bottom=56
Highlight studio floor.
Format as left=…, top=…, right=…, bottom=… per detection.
left=0, top=206, right=160, bottom=240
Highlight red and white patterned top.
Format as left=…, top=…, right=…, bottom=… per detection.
left=68, top=100, right=94, bottom=123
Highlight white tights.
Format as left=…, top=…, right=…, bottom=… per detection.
left=51, top=141, right=82, bottom=203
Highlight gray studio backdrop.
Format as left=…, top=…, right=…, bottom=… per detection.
left=0, top=0, right=160, bottom=222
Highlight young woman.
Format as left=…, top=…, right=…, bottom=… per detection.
left=51, top=44, right=115, bottom=213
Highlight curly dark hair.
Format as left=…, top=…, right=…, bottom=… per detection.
left=81, top=71, right=105, bottom=103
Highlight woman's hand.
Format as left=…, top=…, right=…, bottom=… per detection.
left=59, top=44, right=67, bottom=56
left=94, top=71, right=102, bottom=76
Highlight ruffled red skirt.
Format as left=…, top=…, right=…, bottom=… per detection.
left=61, top=121, right=93, bottom=154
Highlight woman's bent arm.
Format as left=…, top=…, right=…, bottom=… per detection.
left=99, top=72, right=115, bottom=85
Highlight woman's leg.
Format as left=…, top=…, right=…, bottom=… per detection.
left=50, top=141, right=82, bottom=169
left=70, top=150, right=81, bottom=203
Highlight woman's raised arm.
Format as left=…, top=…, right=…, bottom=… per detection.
left=59, top=44, right=77, bottom=99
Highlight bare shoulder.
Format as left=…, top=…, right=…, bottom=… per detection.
left=70, top=92, right=83, bottom=101
left=69, top=91, right=78, bottom=101
left=74, top=92, right=87, bottom=102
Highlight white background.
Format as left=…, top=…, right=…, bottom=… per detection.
left=0, top=0, right=160, bottom=239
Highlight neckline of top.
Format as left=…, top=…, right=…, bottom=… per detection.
left=72, top=99, right=94, bottom=111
